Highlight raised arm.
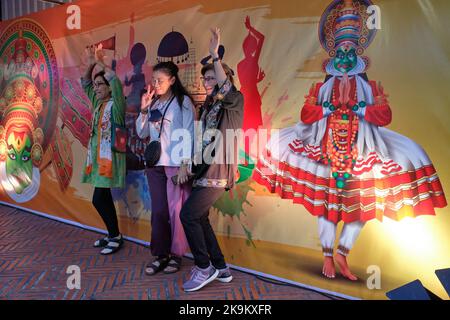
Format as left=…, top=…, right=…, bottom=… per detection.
left=82, top=46, right=96, bottom=82
left=92, top=46, right=127, bottom=127
left=80, top=45, right=98, bottom=108
left=95, top=47, right=126, bottom=114
left=209, top=28, right=228, bottom=88
left=245, top=16, right=265, bottom=61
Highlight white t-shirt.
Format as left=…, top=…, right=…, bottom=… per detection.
left=136, top=95, right=195, bottom=167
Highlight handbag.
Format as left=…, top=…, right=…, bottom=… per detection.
left=144, top=95, right=175, bottom=167
left=111, top=103, right=127, bottom=153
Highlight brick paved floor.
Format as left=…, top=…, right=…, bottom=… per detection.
left=0, top=205, right=337, bottom=300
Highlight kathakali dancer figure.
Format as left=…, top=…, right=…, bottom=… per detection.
left=0, top=20, right=59, bottom=203
left=253, top=0, right=447, bottom=280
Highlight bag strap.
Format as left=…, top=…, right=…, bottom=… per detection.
left=157, top=95, right=176, bottom=138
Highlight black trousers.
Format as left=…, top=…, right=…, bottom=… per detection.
left=92, top=187, right=120, bottom=238
left=180, top=186, right=226, bottom=269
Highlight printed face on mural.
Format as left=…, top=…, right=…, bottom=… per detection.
left=5, top=125, right=33, bottom=194
left=0, top=76, right=42, bottom=199
left=0, top=80, right=46, bottom=200
left=333, top=45, right=357, bottom=73
left=0, top=21, right=58, bottom=204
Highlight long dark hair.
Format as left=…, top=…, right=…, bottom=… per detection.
left=153, top=61, right=193, bottom=108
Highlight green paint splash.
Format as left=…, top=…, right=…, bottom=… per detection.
left=213, top=175, right=256, bottom=248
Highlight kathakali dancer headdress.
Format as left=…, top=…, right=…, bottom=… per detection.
left=252, top=0, right=447, bottom=226
left=0, top=33, right=44, bottom=165
left=0, top=20, right=58, bottom=203
left=319, top=0, right=377, bottom=57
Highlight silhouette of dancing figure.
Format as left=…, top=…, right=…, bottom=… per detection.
left=238, top=16, right=265, bottom=132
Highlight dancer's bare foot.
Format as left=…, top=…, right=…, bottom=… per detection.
left=322, top=256, right=336, bottom=279
left=335, top=253, right=358, bottom=281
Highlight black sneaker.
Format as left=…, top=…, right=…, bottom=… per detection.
left=216, top=267, right=233, bottom=283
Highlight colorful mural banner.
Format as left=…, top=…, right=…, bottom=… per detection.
left=0, top=0, right=449, bottom=299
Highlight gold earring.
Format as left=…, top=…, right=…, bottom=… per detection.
left=31, top=143, right=43, bottom=167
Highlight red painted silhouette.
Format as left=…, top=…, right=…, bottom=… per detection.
left=238, top=16, right=265, bottom=132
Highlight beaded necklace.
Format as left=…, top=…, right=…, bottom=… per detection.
left=325, top=77, right=360, bottom=189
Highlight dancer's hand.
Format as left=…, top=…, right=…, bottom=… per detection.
left=209, top=27, right=221, bottom=59
left=245, top=16, right=251, bottom=29
left=94, top=44, right=105, bottom=63
left=141, top=84, right=155, bottom=112
left=339, top=73, right=351, bottom=105
left=257, top=68, right=265, bottom=82
left=94, top=45, right=113, bottom=71
left=177, top=164, right=189, bottom=185
left=85, top=45, right=96, bottom=66
left=82, top=45, right=97, bottom=81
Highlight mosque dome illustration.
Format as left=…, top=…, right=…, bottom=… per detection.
left=157, top=29, right=189, bottom=63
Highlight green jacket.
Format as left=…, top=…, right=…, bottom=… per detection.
left=81, top=75, right=126, bottom=188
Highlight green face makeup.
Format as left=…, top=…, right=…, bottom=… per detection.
left=6, top=133, right=33, bottom=194
left=333, top=47, right=357, bottom=73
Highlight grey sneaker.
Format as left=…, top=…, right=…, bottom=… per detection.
left=183, top=265, right=219, bottom=292
left=216, top=267, right=233, bottom=283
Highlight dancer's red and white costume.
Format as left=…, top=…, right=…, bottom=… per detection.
left=254, top=0, right=447, bottom=259
left=253, top=38, right=447, bottom=258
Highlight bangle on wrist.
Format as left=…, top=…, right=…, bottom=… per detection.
left=212, top=57, right=220, bottom=62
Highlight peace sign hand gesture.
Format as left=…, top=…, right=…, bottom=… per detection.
left=141, top=84, right=156, bottom=112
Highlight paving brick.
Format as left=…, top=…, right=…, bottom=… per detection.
left=0, top=205, right=335, bottom=300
